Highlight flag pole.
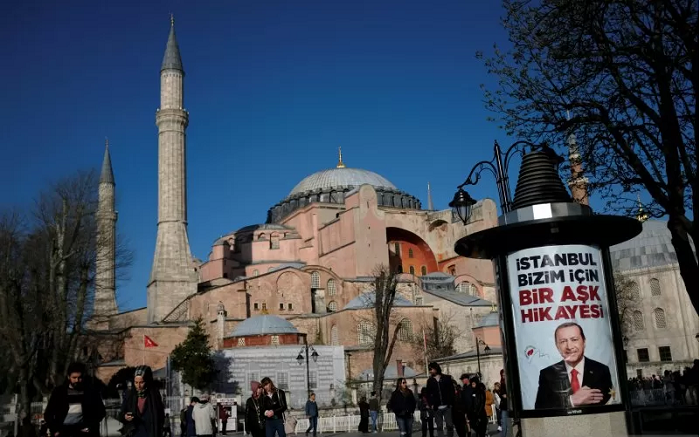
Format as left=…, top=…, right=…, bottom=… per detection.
left=422, top=328, right=429, bottom=373
left=143, top=334, right=146, bottom=365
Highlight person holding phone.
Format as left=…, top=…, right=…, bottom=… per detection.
left=260, top=377, right=287, bottom=437
left=119, top=366, right=165, bottom=437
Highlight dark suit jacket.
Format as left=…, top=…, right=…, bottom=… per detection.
left=534, top=357, right=613, bottom=409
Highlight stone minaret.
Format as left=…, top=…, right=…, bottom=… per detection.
left=94, top=140, right=118, bottom=318
left=147, top=18, right=198, bottom=323
left=567, top=132, right=589, bottom=205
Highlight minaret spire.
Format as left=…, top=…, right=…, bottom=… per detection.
left=148, top=20, right=197, bottom=324
left=336, top=147, right=346, bottom=168
left=427, top=182, right=434, bottom=211
left=94, top=139, right=118, bottom=320
left=636, top=194, right=649, bottom=222
left=566, top=111, right=589, bottom=206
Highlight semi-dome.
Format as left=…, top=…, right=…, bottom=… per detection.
left=289, top=167, right=397, bottom=196
left=231, top=315, right=298, bottom=337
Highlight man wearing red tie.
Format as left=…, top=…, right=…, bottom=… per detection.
left=534, top=322, right=613, bottom=409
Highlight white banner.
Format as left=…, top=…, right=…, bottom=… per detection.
left=506, top=244, right=621, bottom=412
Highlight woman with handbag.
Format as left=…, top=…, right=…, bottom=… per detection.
left=118, top=366, right=165, bottom=437
left=387, top=378, right=416, bottom=437
left=245, top=382, right=265, bottom=437
left=261, top=377, right=288, bottom=437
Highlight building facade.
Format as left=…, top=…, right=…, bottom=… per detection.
left=91, top=21, right=500, bottom=390
left=610, top=219, right=699, bottom=378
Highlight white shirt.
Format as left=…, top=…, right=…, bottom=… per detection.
left=565, top=358, right=585, bottom=389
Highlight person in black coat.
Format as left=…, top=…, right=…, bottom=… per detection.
left=357, top=397, right=370, bottom=433
left=245, top=382, right=265, bottom=437
left=425, top=363, right=454, bottom=437
left=449, top=384, right=467, bottom=437
left=118, top=366, right=165, bottom=437
left=534, top=323, right=613, bottom=409
left=44, top=363, right=106, bottom=437
left=417, top=388, right=434, bottom=437
left=388, top=378, right=416, bottom=437
left=466, top=380, right=487, bottom=437
left=260, top=377, right=288, bottom=437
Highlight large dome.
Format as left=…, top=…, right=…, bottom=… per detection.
left=289, top=167, right=397, bottom=196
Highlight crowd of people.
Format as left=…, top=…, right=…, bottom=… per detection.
left=628, top=360, right=699, bottom=406
left=372, top=363, right=507, bottom=437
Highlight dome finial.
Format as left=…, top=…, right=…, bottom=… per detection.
left=636, top=194, right=649, bottom=222
left=337, top=147, right=346, bottom=168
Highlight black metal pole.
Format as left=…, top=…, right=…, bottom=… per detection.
left=305, top=342, right=311, bottom=397
left=476, top=341, right=481, bottom=378
left=493, top=141, right=509, bottom=212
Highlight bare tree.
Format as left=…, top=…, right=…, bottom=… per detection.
left=350, top=265, right=406, bottom=398
left=479, top=0, right=698, bottom=312
left=0, top=170, right=132, bottom=422
left=613, top=272, right=641, bottom=342
left=412, top=316, right=458, bottom=363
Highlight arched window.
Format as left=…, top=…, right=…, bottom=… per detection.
left=358, top=321, right=374, bottom=346
left=421, top=266, right=427, bottom=276
left=649, top=278, right=661, bottom=296
left=328, top=279, right=336, bottom=296
left=311, top=271, right=320, bottom=288
left=408, top=248, right=414, bottom=258
left=409, top=266, right=415, bottom=275
left=448, top=265, right=456, bottom=276
left=633, top=311, right=644, bottom=330
left=253, top=269, right=259, bottom=277
left=270, top=233, right=280, bottom=250
left=415, top=296, right=423, bottom=305
left=328, top=301, right=337, bottom=312
left=630, top=282, right=641, bottom=300
left=258, top=233, right=266, bottom=240
left=398, top=319, right=413, bottom=341
left=331, top=325, right=339, bottom=346
left=654, top=308, right=667, bottom=329
left=458, top=282, right=470, bottom=294
left=394, top=242, right=401, bottom=256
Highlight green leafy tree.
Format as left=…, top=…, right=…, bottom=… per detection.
left=170, top=318, right=218, bottom=391
left=479, top=0, right=698, bottom=312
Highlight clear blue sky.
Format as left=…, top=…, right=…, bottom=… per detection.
left=0, top=0, right=584, bottom=310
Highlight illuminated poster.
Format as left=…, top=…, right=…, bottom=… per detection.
left=506, top=244, right=621, bottom=413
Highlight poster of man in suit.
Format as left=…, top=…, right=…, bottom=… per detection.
left=506, top=244, right=621, bottom=413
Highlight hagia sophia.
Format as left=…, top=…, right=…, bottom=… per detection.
left=90, top=20, right=698, bottom=398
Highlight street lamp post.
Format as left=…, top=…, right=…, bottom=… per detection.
left=449, top=140, right=562, bottom=223
left=474, top=338, right=490, bottom=380
left=296, top=339, right=319, bottom=398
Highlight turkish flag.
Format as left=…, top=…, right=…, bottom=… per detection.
left=144, top=335, right=158, bottom=348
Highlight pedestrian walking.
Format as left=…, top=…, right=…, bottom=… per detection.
left=261, top=377, right=288, bottom=437
left=44, top=362, right=106, bottom=437
left=426, top=363, right=454, bottom=437
left=466, top=379, right=487, bottom=437
left=219, top=405, right=230, bottom=435
left=450, top=383, right=467, bottom=437
left=118, top=365, right=166, bottom=437
left=496, top=370, right=508, bottom=437
left=417, top=388, right=434, bottom=437
left=192, top=395, right=217, bottom=437
left=368, top=392, right=380, bottom=433
left=387, top=378, right=416, bottom=437
left=491, top=383, right=501, bottom=430
left=179, top=408, right=188, bottom=437
left=358, top=397, right=370, bottom=433
left=163, top=414, right=172, bottom=437
left=304, top=393, right=318, bottom=437
left=186, top=399, right=198, bottom=437
left=245, top=382, right=265, bottom=437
